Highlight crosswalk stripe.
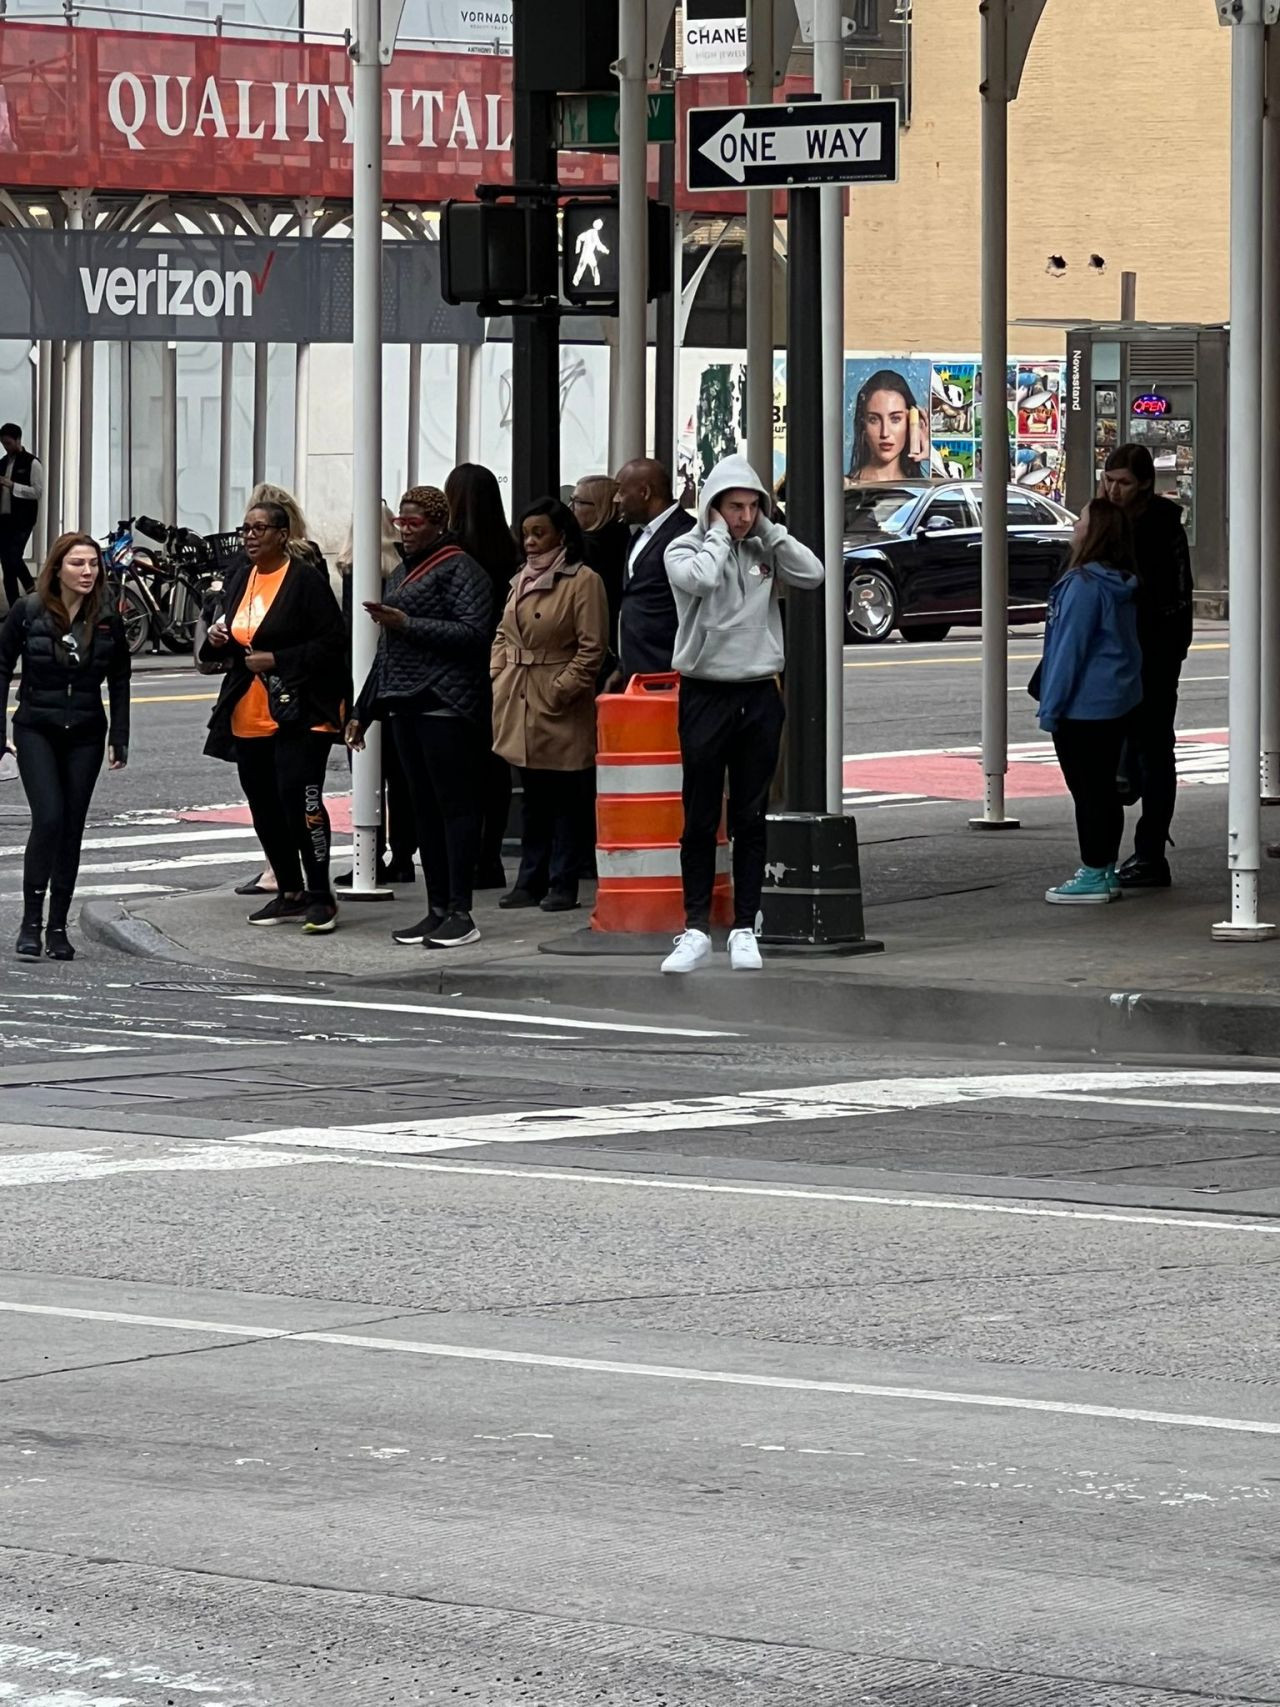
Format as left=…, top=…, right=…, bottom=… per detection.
left=0, top=824, right=264, bottom=859
left=60, top=842, right=352, bottom=878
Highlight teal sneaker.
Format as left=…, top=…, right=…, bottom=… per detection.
left=1045, top=865, right=1114, bottom=905
left=1105, top=863, right=1123, bottom=899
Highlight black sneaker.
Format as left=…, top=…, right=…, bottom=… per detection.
left=392, top=911, right=445, bottom=946
left=248, top=894, right=307, bottom=926
left=498, top=886, right=542, bottom=909
left=301, top=898, right=339, bottom=935
left=540, top=890, right=579, bottom=913
left=427, top=911, right=481, bottom=948
left=44, top=926, right=75, bottom=961
left=1116, top=855, right=1172, bottom=890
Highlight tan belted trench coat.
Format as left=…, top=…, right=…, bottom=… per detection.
left=491, top=560, right=608, bottom=770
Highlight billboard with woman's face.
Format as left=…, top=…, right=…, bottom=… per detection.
left=845, top=360, right=933, bottom=481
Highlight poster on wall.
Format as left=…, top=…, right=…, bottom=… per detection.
left=1016, top=366, right=1062, bottom=440
left=845, top=358, right=933, bottom=482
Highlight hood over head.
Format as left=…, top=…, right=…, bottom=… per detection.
left=697, top=454, right=771, bottom=530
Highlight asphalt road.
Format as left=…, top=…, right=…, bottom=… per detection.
left=2, top=632, right=1274, bottom=1706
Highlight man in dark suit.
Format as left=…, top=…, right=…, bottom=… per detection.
left=614, top=458, right=695, bottom=680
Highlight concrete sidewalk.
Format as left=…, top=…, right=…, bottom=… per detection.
left=84, top=785, right=1280, bottom=1059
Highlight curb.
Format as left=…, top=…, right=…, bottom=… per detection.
left=84, top=897, right=1280, bottom=1061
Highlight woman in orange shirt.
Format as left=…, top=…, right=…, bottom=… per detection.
left=200, top=500, right=348, bottom=933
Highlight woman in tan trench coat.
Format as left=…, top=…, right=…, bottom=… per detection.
left=492, top=496, right=608, bottom=913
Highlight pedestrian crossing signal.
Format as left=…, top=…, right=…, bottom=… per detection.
left=561, top=200, right=673, bottom=308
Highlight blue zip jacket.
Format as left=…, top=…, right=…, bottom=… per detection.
left=1036, top=562, right=1142, bottom=732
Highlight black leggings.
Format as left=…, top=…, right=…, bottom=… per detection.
left=392, top=713, right=484, bottom=917
left=0, top=524, right=34, bottom=612
left=235, top=732, right=334, bottom=899
left=17, top=725, right=105, bottom=919
left=1052, top=715, right=1130, bottom=870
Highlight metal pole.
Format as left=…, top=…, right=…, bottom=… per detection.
left=1262, top=23, right=1280, bottom=802
left=293, top=199, right=316, bottom=506
left=1215, top=14, right=1275, bottom=939
left=46, top=341, right=63, bottom=542
left=252, top=341, right=268, bottom=486
left=35, top=340, right=51, bottom=560
left=454, top=341, right=478, bottom=466
left=652, top=17, right=677, bottom=474
left=1120, top=269, right=1138, bottom=321
left=61, top=193, right=85, bottom=529
left=615, top=0, right=648, bottom=463
left=815, top=0, right=845, bottom=814
left=78, top=339, right=94, bottom=525
left=120, top=341, right=133, bottom=524
left=162, top=341, right=177, bottom=525
left=510, top=91, right=559, bottom=514
left=745, top=0, right=776, bottom=473
left=782, top=186, right=825, bottom=813
left=406, top=340, right=422, bottom=487
left=218, top=342, right=235, bottom=530
left=349, top=0, right=391, bottom=900
left=971, top=0, right=1019, bottom=831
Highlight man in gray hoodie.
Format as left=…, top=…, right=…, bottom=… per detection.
left=661, top=454, right=824, bottom=974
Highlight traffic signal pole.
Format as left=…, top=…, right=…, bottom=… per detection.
left=814, top=0, right=846, bottom=816
left=510, top=85, right=560, bottom=515
left=615, top=0, right=649, bottom=464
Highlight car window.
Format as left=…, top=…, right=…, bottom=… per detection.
left=843, top=488, right=921, bottom=541
left=1026, top=497, right=1063, bottom=526
left=921, top=495, right=971, bottom=529
left=1007, top=493, right=1043, bottom=525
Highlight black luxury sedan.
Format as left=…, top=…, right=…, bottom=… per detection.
left=842, top=481, right=1075, bottom=644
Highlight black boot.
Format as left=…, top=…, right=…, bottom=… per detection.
left=15, top=893, right=42, bottom=960
left=45, top=891, right=74, bottom=961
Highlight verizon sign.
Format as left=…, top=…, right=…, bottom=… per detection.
left=0, top=232, right=483, bottom=343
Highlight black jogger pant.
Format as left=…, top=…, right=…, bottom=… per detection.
left=0, top=523, right=34, bottom=613
left=392, top=712, right=484, bottom=918
left=478, top=750, right=513, bottom=877
left=16, top=725, right=105, bottom=919
left=517, top=767, right=595, bottom=900
left=1130, top=663, right=1181, bottom=862
left=1052, top=715, right=1130, bottom=870
left=678, top=676, right=785, bottom=931
left=235, top=731, right=333, bottom=899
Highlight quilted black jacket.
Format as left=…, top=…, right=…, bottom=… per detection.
left=0, top=594, right=131, bottom=757
left=354, top=534, right=494, bottom=729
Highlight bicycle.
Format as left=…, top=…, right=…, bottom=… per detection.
left=102, top=517, right=229, bottom=656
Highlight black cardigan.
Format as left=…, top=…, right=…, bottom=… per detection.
left=201, top=555, right=348, bottom=761
left=354, top=535, right=494, bottom=729
left=0, top=594, right=131, bottom=757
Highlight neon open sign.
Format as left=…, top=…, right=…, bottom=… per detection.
left=1132, top=392, right=1171, bottom=418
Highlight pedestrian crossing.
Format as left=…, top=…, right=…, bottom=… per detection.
left=0, top=805, right=355, bottom=902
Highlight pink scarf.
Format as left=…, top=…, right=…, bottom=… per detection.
left=516, top=545, right=568, bottom=598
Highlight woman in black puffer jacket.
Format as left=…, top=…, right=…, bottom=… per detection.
left=0, top=531, right=130, bottom=961
left=346, top=486, right=494, bottom=951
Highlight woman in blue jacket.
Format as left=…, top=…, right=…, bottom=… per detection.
left=1034, top=497, right=1142, bottom=904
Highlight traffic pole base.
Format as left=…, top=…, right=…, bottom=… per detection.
left=1210, top=921, right=1277, bottom=941
left=343, top=885, right=395, bottom=903
left=968, top=815, right=1022, bottom=831
left=759, top=813, right=883, bottom=955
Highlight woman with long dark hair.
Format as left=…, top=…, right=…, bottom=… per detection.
left=848, top=368, right=931, bottom=482
left=445, top=462, right=520, bottom=888
left=491, top=497, right=607, bottom=912
left=1034, top=496, right=1143, bottom=905
left=0, top=532, right=130, bottom=960
left=347, top=486, right=494, bottom=950
left=201, top=499, right=347, bottom=935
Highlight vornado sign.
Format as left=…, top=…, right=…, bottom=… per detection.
left=0, top=232, right=483, bottom=344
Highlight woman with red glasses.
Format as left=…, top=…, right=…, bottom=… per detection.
left=345, top=487, right=494, bottom=951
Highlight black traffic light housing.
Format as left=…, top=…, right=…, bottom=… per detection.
left=514, top=0, right=619, bottom=93
left=440, top=199, right=560, bottom=309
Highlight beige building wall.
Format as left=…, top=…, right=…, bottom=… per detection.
left=842, top=0, right=1231, bottom=354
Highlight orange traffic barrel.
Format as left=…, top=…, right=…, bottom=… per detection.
left=591, top=674, right=731, bottom=934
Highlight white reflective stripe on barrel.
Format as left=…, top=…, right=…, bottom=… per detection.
left=596, top=761, right=684, bottom=794
left=597, top=845, right=730, bottom=880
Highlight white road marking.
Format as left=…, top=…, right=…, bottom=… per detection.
left=0, top=1640, right=250, bottom=1702
left=220, top=991, right=738, bottom=1040
left=9, top=883, right=182, bottom=899
left=239, top=1067, right=1280, bottom=1155
left=2, top=1299, right=1276, bottom=1436
left=0, top=825, right=264, bottom=858
left=64, top=844, right=350, bottom=878
left=1049, top=1093, right=1280, bottom=1119
left=0, top=1146, right=315, bottom=1187
left=318, top=1155, right=1280, bottom=1235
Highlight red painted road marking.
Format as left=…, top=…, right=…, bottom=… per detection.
left=180, top=795, right=354, bottom=832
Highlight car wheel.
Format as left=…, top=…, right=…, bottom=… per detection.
left=902, top=624, right=952, bottom=644
left=845, top=566, right=900, bottom=644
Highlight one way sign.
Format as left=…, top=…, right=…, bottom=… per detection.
left=686, top=99, right=899, bottom=192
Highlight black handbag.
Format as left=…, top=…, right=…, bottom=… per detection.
left=265, top=672, right=305, bottom=727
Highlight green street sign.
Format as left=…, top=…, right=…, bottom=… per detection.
left=557, top=92, right=676, bottom=150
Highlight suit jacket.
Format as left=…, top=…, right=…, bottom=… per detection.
left=618, top=506, right=695, bottom=678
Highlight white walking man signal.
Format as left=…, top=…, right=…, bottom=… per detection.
left=573, top=218, right=610, bottom=289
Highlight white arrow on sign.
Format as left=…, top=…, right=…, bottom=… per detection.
left=698, top=109, right=883, bottom=184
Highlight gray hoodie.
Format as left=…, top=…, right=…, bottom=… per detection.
left=664, top=454, right=824, bottom=682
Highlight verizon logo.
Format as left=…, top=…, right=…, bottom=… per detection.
left=77, top=251, right=276, bottom=318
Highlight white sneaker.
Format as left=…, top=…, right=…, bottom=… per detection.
left=661, top=928, right=712, bottom=975
left=727, top=927, right=763, bottom=971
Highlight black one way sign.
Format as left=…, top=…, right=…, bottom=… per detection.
left=687, top=99, right=899, bottom=192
